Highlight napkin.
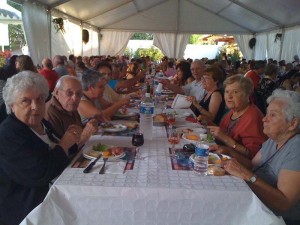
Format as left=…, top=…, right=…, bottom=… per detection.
left=89, top=161, right=127, bottom=174
left=171, top=94, right=192, bottom=109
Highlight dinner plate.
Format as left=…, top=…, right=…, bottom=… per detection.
left=113, top=111, right=138, bottom=118
left=83, top=146, right=126, bottom=161
left=177, top=127, right=206, bottom=134
left=182, top=133, right=201, bottom=144
left=100, top=124, right=127, bottom=132
left=189, top=153, right=231, bottom=165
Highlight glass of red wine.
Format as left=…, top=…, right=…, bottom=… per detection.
left=132, top=132, right=144, bottom=159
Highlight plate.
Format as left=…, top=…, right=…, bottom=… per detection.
left=189, top=153, right=231, bottom=165
left=182, top=133, right=201, bottom=144
left=83, top=146, right=126, bottom=161
left=114, top=112, right=138, bottom=118
left=100, top=124, right=127, bottom=132
left=177, top=127, right=206, bottom=134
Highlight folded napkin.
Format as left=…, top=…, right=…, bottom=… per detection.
left=89, top=161, right=127, bottom=174
left=171, top=94, right=192, bottom=109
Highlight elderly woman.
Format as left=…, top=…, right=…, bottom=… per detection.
left=187, top=66, right=225, bottom=125
left=224, top=90, right=300, bottom=225
left=78, top=70, right=129, bottom=123
left=208, top=75, right=267, bottom=159
left=0, top=71, right=81, bottom=225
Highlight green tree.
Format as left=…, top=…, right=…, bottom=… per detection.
left=7, top=1, right=26, bottom=51
left=131, top=33, right=153, bottom=40
left=133, top=47, right=164, bottom=61
left=188, top=34, right=202, bottom=44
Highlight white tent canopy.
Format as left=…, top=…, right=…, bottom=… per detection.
left=12, top=0, right=300, bottom=64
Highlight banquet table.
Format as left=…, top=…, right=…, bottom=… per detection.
left=21, top=119, right=285, bottom=225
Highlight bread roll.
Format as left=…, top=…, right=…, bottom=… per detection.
left=208, top=165, right=225, bottom=176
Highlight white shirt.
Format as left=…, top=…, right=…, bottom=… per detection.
left=182, top=80, right=206, bottom=102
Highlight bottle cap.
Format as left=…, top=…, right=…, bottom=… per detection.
left=195, top=144, right=209, bottom=156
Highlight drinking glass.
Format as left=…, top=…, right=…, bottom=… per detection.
left=157, top=96, right=167, bottom=114
left=166, top=112, right=176, bottom=128
left=132, top=132, right=144, bottom=159
left=168, top=128, right=180, bottom=151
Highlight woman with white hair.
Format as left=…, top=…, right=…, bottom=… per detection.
left=223, top=89, right=300, bottom=225
left=0, top=71, right=81, bottom=225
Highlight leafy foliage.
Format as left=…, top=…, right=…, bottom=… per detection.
left=131, top=33, right=153, bottom=40
left=216, top=43, right=242, bottom=63
left=133, top=46, right=164, bottom=61
left=188, top=34, right=203, bottom=44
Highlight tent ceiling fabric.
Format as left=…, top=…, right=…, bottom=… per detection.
left=29, top=0, right=300, bottom=34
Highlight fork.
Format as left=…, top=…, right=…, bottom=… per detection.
left=99, top=158, right=108, bottom=174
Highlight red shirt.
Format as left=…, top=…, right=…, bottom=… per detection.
left=220, top=104, right=267, bottom=159
left=245, top=70, right=260, bottom=89
left=39, top=68, right=59, bottom=92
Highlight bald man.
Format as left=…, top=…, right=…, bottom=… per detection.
left=161, top=60, right=206, bottom=102
left=39, top=58, right=59, bottom=92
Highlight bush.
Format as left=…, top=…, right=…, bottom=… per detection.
left=0, top=51, right=12, bottom=67
left=133, top=46, right=164, bottom=61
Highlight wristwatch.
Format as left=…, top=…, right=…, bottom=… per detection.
left=247, top=175, right=257, bottom=184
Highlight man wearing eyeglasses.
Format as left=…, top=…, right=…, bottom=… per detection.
left=45, top=75, right=98, bottom=148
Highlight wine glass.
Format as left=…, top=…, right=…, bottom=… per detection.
left=132, top=132, right=144, bottom=159
left=168, top=128, right=180, bottom=152
left=157, top=96, right=167, bottom=114
left=166, top=112, right=176, bottom=129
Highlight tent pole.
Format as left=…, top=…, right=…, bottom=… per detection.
left=279, top=28, right=285, bottom=61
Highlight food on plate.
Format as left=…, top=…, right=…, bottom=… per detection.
left=100, top=123, right=114, bottom=128
left=208, top=154, right=221, bottom=164
left=182, top=128, right=194, bottom=133
left=207, top=133, right=214, bottom=142
left=208, top=165, right=226, bottom=176
left=185, top=134, right=200, bottom=141
left=92, top=143, right=110, bottom=152
left=121, top=121, right=138, bottom=129
left=153, top=114, right=167, bottom=122
left=110, top=146, right=124, bottom=156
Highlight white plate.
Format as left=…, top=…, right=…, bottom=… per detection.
left=177, top=127, right=206, bottom=134
left=182, top=133, right=201, bottom=144
left=190, top=153, right=231, bottom=165
left=101, top=124, right=127, bottom=132
left=83, top=146, right=126, bottom=161
left=114, top=112, right=138, bottom=118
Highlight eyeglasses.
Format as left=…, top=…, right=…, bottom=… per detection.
left=60, top=89, right=83, bottom=98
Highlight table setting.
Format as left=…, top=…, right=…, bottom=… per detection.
left=21, top=99, right=286, bottom=225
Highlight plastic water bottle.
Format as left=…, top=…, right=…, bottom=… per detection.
left=139, top=92, right=154, bottom=140
left=194, top=143, right=209, bottom=175
left=154, top=83, right=162, bottom=106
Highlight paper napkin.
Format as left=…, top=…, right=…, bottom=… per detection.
left=171, top=94, right=192, bottom=109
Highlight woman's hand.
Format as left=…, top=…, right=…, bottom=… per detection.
left=186, top=96, right=199, bottom=108
left=223, top=159, right=253, bottom=181
left=59, top=125, right=83, bottom=153
left=207, top=125, right=228, bottom=142
left=209, top=144, right=232, bottom=156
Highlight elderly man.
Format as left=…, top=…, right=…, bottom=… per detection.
left=39, top=58, right=59, bottom=92
left=161, top=60, right=206, bottom=102
left=53, top=55, right=70, bottom=77
left=45, top=75, right=98, bottom=147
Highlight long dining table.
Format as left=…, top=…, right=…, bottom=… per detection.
left=21, top=109, right=285, bottom=225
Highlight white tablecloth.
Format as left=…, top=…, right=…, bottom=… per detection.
left=21, top=126, right=285, bottom=225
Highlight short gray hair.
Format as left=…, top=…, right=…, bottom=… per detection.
left=55, top=75, right=81, bottom=90
left=267, top=89, right=300, bottom=130
left=3, top=71, right=49, bottom=114
left=81, top=69, right=104, bottom=91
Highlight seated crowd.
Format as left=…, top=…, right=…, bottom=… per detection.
left=0, top=53, right=300, bottom=225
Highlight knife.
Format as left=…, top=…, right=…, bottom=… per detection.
left=83, top=153, right=103, bottom=173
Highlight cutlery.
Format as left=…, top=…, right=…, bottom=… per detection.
left=216, top=153, right=224, bottom=160
left=83, top=153, right=103, bottom=173
left=99, top=158, right=108, bottom=174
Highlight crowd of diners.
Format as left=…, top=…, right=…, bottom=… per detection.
left=0, top=53, right=300, bottom=225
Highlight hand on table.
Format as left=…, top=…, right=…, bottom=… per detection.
left=209, top=144, right=232, bottom=156
left=223, top=159, right=253, bottom=181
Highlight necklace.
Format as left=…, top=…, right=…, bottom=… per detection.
left=231, top=105, right=249, bottom=120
